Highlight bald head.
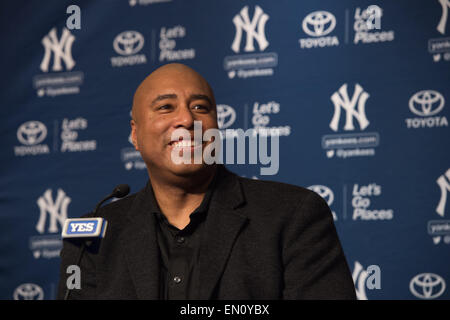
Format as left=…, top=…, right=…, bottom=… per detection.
left=132, top=63, right=215, bottom=121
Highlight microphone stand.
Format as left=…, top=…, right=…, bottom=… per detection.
left=63, top=185, right=130, bottom=300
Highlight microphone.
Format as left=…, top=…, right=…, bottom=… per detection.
left=93, top=184, right=130, bottom=215
left=62, top=184, right=130, bottom=300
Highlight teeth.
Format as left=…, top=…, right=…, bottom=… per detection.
left=172, top=140, right=197, bottom=147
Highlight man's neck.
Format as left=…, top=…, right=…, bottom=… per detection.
left=149, top=165, right=217, bottom=229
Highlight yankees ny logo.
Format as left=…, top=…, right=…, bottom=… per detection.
left=40, top=27, right=76, bottom=72
left=437, top=0, right=450, bottom=34
left=231, top=5, right=269, bottom=53
left=436, top=168, right=450, bottom=216
left=36, top=188, right=71, bottom=234
left=352, top=261, right=369, bottom=300
left=330, top=83, right=370, bottom=132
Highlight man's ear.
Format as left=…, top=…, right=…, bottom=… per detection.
left=130, top=119, right=139, bottom=151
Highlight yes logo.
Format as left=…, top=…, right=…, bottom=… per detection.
left=62, top=218, right=107, bottom=238
left=70, top=222, right=94, bottom=232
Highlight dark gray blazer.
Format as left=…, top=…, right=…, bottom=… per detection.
left=57, top=167, right=356, bottom=299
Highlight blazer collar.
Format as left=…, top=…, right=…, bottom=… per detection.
left=121, top=182, right=161, bottom=299
left=197, top=166, right=248, bottom=299
left=121, top=165, right=248, bottom=300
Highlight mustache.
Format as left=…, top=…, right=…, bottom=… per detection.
left=167, top=131, right=217, bottom=145
left=167, top=121, right=218, bottom=145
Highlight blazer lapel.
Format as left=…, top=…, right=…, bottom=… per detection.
left=121, top=183, right=161, bottom=299
left=198, top=167, right=248, bottom=299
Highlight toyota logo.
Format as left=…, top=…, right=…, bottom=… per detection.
left=113, top=31, right=145, bottom=56
left=307, top=185, right=334, bottom=206
left=17, top=121, right=47, bottom=146
left=302, top=11, right=336, bottom=37
left=217, top=104, right=236, bottom=129
left=409, top=90, right=445, bottom=116
left=13, top=283, right=44, bottom=300
left=409, top=273, right=446, bottom=299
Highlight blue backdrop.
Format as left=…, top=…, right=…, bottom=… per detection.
left=1, top=0, right=449, bottom=300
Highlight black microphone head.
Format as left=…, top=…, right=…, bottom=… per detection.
left=111, top=184, right=130, bottom=198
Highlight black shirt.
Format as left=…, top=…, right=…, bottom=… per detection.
left=149, top=179, right=216, bottom=300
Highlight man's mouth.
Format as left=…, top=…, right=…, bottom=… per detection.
left=169, top=139, right=201, bottom=148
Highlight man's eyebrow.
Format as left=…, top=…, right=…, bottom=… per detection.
left=190, top=94, right=213, bottom=105
left=150, top=93, right=213, bottom=106
left=151, top=94, right=177, bottom=105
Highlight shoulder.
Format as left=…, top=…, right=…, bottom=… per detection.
left=234, top=175, right=329, bottom=220
left=237, top=175, right=322, bottom=205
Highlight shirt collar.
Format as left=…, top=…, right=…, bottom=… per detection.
left=148, top=168, right=219, bottom=229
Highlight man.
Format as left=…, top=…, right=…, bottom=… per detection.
left=57, top=63, right=356, bottom=299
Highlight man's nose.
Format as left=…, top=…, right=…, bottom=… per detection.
left=173, top=104, right=195, bottom=129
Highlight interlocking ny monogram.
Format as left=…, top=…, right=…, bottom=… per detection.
left=40, top=28, right=76, bottom=72
left=330, top=83, right=370, bottom=132
left=436, top=168, right=450, bottom=216
left=36, top=189, right=70, bottom=234
left=231, top=6, right=269, bottom=53
left=437, top=0, right=450, bottom=34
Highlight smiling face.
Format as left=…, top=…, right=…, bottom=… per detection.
left=131, top=64, right=218, bottom=181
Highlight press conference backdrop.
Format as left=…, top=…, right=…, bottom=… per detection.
left=1, top=0, right=449, bottom=300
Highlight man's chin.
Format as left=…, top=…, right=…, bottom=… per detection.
left=170, top=163, right=213, bottom=177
